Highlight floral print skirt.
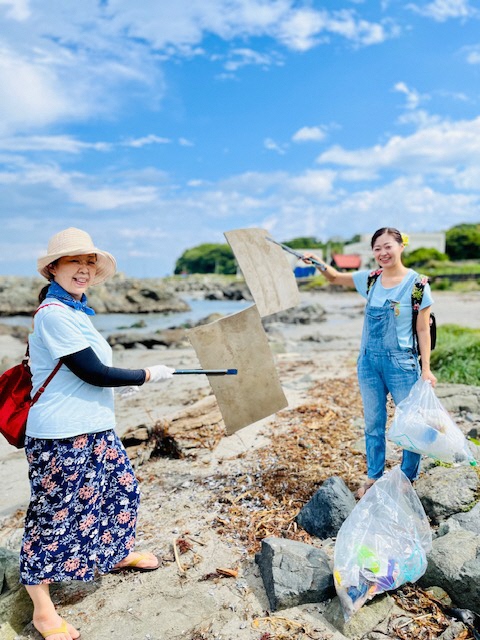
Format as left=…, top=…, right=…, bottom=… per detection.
left=20, top=430, right=140, bottom=585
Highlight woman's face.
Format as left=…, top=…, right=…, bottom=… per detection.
left=49, top=254, right=97, bottom=300
left=372, top=233, right=404, bottom=268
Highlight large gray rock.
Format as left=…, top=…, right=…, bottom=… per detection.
left=296, top=476, right=356, bottom=539
left=255, top=537, right=334, bottom=611
left=420, top=529, right=480, bottom=614
left=414, top=465, right=479, bottom=524
left=437, top=503, right=480, bottom=537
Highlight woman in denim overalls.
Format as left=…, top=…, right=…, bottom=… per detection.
left=304, top=227, right=437, bottom=498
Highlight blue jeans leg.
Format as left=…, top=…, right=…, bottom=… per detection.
left=385, top=354, right=421, bottom=481
left=358, top=353, right=389, bottom=480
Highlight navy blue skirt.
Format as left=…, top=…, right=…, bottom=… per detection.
left=20, top=430, right=140, bottom=584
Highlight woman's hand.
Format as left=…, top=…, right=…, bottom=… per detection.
left=421, top=368, right=437, bottom=387
left=302, top=251, right=322, bottom=265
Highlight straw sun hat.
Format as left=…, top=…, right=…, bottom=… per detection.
left=37, top=227, right=116, bottom=285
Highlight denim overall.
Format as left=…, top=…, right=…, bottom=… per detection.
left=357, top=271, right=421, bottom=481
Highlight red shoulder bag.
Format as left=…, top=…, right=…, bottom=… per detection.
left=0, top=303, right=63, bottom=448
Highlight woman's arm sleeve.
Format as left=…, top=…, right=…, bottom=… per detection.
left=61, top=347, right=147, bottom=387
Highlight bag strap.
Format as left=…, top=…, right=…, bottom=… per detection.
left=28, top=302, right=66, bottom=406
left=31, top=360, right=63, bottom=405
left=366, top=269, right=382, bottom=297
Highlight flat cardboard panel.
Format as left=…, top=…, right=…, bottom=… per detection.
left=187, top=305, right=288, bottom=434
left=224, top=228, right=300, bottom=317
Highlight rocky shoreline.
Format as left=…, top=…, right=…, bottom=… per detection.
left=0, top=274, right=251, bottom=316
left=0, top=288, right=479, bottom=640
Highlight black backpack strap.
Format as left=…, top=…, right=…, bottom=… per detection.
left=411, top=273, right=431, bottom=352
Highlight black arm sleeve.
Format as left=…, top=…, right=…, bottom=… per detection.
left=61, top=347, right=147, bottom=387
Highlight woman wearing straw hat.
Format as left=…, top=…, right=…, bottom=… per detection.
left=21, top=228, right=173, bottom=640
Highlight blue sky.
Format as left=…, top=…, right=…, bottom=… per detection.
left=1, top=0, right=480, bottom=277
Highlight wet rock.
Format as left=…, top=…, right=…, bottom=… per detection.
left=296, top=476, right=356, bottom=540
left=263, top=303, right=326, bottom=325
left=255, top=537, right=334, bottom=611
left=107, top=328, right=189, bottom=349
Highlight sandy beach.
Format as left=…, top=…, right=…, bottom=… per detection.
left=0, top=288, right=479, bottom=640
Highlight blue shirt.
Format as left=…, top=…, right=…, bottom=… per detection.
left=352, top=269, right=434, bottom=350
left=26, top=300, right=116, bottom=439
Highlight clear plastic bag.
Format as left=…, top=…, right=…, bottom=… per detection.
left=334, top=466, right=432, bottom=620
left=388, top=379, right=477, bottom=466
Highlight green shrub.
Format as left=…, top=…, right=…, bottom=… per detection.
left=431, top=324, right=480, bottom=386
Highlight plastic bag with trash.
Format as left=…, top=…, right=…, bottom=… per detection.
left=388, top=379, right=477, bottom=466
left=333, top=466, right=432, bottom=620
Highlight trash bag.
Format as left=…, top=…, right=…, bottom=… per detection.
left=333, top=466, right=432, bottom=620
left=388, top=379, right=477, bottom=466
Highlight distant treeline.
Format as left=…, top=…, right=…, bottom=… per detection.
left=174, top=223, right=480, bottom=275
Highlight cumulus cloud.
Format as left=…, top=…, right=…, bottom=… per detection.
left=292, top=126, right=327, bottom=143
left=316, top=115, right=480, bottom=179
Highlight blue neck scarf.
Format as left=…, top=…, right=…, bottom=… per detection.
left=46, top=281, right=96, bottom=316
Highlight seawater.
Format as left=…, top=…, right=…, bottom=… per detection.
left=0, top=298, right=251, bottom=336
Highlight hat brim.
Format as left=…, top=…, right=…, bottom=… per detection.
left=37, top=248, right=116, bottom=285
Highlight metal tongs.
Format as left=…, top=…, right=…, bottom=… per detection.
left=266, top=236, right=327, bottom=272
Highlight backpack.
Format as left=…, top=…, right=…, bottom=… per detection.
left=0, top=303, right=63, bottom=448
left=366, top=270, right=436, bottom=352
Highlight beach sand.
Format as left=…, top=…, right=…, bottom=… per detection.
left=0, top=289, right=479, bottom=639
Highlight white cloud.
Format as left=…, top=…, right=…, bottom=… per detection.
left=316, top=116, right=480, bottom=178
left=0, top=135, right=111, bottom=153
left=264, top=137, right=287, bottom=155
left=292, top=126, right=327, bottom=143
left=223, top=47, right=283, bottom=71
left=125, top=135, right=171, bottom=148
left=407, top=0, right=479, bottom=21
left=0, top=0, right=30, bottom=20
left=274, top=7, right=391, bottom=51
left=393, top=81, right=424, bottom=110
left=462, top=44, right=480, bottom=64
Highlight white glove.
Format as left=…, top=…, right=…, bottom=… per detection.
left=146, top=365, right=175, bottom=383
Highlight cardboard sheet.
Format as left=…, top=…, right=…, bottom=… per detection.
left=224, top=228, right=300, bottom=317
left=187, top=305, right=288, bottom=434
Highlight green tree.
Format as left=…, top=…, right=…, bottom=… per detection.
left=174, top=243, right=236, bottom=275
left=283, top=236, right=323, bottom=249
left=445, top=223, right=480, bottom=260
left=403, top=247, right=449, bottom=268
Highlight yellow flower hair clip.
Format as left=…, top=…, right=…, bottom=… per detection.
left=401, top=233, right=409, bottom=247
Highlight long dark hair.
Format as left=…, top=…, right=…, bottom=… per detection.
left=371, top=227, right=403, bottom=248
